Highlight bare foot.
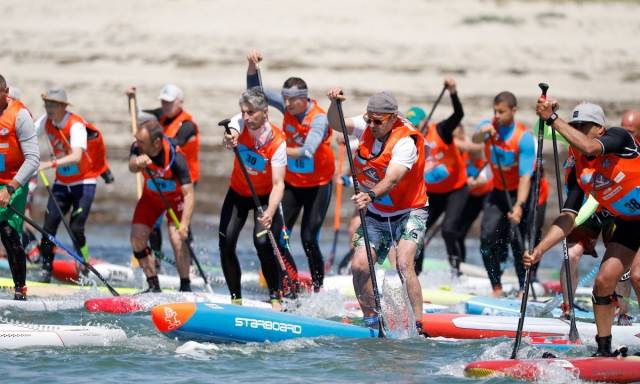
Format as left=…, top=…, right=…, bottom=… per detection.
left=270, top=299, right=283, bottom=311
left=491, top=287, right=504, bottom=298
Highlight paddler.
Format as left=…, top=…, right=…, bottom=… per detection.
left=246, top=50, right=334, bottom=292
left=219, top=87, right=287, bottom=310
left=35, top=87, right=111, bottom=283
left=0, top=75, right=39, bottom=300
left=471, top=91, right=548, bottom=297
left=413, top=78, right=466, bottom=276
left=125, top=85, right=200, bottom=267
left=326, top=88, right=427, bottom=334
left=526, top=101, right=640, bottom=356
left=129, top=114, right=195, bottom=292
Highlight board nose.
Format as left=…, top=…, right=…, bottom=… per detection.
left=151, top=302, right=197, bottom=333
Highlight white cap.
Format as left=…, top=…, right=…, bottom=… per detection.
left=569, top=102, right=606, bottom=126
left=158, top=84, right=184, bottom=102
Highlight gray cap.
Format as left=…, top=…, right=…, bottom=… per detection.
left=367, top=91, right=398, bottom=114
left=569, top=102, right=605, bottom=126
left=41, top=86, right=70, bottom=105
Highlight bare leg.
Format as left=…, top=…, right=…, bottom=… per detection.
left=396, top=239, right=423, bottom=320
left=352, top=245, right=378, bottom=317
left=168, top=223, right=190, bottom=279
left=131, top=223, right=156, bottom=278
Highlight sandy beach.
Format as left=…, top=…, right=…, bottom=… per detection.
left=2, top=0, right=639, bottom=225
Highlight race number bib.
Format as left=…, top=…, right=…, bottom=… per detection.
left=146, top=178, right=177, bottom=193
left=238, top=145, right=267, bottom=172
left=58, top=163, right=80, bottom=177
left=424, top=164, right=450, bottom=184
left=287, top=157, right=314, bottom=174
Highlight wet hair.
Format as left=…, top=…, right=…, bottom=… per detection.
left=0, top=75, right=6, bottom=90
left=282, top=77, right=307, bottom=90
left=139, top=118, right=164, bottom=142
left=239, top=87, right=268, bottom=110
left=494, top=91, right=518, bottom=108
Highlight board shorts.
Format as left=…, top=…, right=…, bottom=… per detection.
left=132, top=190, right=183, bottom=228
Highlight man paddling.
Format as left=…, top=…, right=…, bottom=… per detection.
left=526, top=101, right=640, bottom=356
left=129, top=114, right=195, bottom=292
left=36, top=87, right=110, bottom=282
left=126, top=85, right=200, bottom=267
left=246, top=50, right=334, bottom=292
left=219, top=87, right=286, bottom=310
left=472, top=92, right=548, bottom=297
left=0, top=75, right=39, bottom=300
left=327, top=89, right=427, bottom=334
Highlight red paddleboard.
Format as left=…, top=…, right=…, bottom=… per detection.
left=85, top=296, right=142, bottom=314
left=52, top=259, right=101, bottom=283
left=465, top=356, right=640, bottom=383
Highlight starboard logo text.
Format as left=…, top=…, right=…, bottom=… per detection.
left=234, top=317, right=302, bottom=334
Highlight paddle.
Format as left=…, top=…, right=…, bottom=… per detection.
left=334, top=97, right=386, bottom=337
left=277, top=203, right=297, bottom=261
left=218, top=118, right=297, bottom=297
left=420, top=85, right=447, bottom=135
left=7, top=205, right=119, bottom=296
left=550, top=105, right=580, bottom=343
left=325, top=143, right=346, bottom=273
left=128, top=94, right=143, bottom=199
left=142, top=168, right=212, bottom=293
left=510, top=83, right=549, bottom=359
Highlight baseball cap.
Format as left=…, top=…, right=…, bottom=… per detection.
left=367, top=91, right=398, bottom=114
left=41, top=86, right=70, bottom=105
left=405, top=106, right=426, bottom=127
left=569, top=102, right=605, bottom=126
left=158, top=84, right=184, bottom=102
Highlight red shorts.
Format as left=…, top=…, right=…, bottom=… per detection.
left=132, top=190, right=183, bottom=228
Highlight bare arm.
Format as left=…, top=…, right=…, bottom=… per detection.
left=525, top=211, right=576, bottom=267
left=327, top=88, right=354, bottom=135
left=180, top=183, right=195, bottom=228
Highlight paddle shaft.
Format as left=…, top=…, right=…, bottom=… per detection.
left=335, top=98, right=385, bottom=337
left=7, top=205, right=119, bottom=296
left=218, top=120, right=294, bottom=284
left=128, top=95, right=143, bottom=199
left=510, top=83, right=548, bottom=359
left=142, top=168, right=210, bottom=290
left=420, top=85, right=447, bottom=135
left=551, top=125, right=579, bottom=342
left=326, top=144, right=346, bottom=272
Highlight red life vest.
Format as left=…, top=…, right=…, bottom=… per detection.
left=229, top=122, right=285, bottom=197
left=483, top=121, right=528, bottom=192
left=0, top=97, right=27, bottom=184
left=281, top=99, right=334, bottom=187
left=354, top=117, right=427, bottom=214
left=142, top=137, right=184, bottom=199
left=45, top=112, right=109, bottom=184
left=570, top=145, right=640, bottom=221
left=160, top=109, right=200, bottom=183
left=423, top=123, right=467, bottom=193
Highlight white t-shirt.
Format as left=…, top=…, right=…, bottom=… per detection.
left=36, top=112, right=93, bottom=185
left=350, top=116, right=417, bottom=170
left=229, top=113, right=286, bottom=167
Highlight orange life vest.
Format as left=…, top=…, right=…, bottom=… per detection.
left=570, top=145, right=640, bottom=221
left=483, top=121, right=528, bottom=192
left=354, top=117, right=427, bottom=214
left=423, top=123, right=467, bottom=193
left=45, top=112, right=109, bottom=184
left=281, top=99, right=334, bottom=187
left=229, top=122, right=285, bottom=197
left=464, top=152, right=494, bottom=197
left=0, top=97, right=27, bottom=184
left=142, top=137, right=184, bottom=198
left=160, top=109, right=200, bottom=183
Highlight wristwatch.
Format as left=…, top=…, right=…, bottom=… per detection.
left=367, top=190, right=377, bottom=201
left=545, top=112, right=558, bottom=126
left=5, top=185, right=15, bottom=196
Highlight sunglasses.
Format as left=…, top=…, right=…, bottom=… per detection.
left=365, top=114, right=393, bottom=126
left=569, top=121, right=597, bottom=130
